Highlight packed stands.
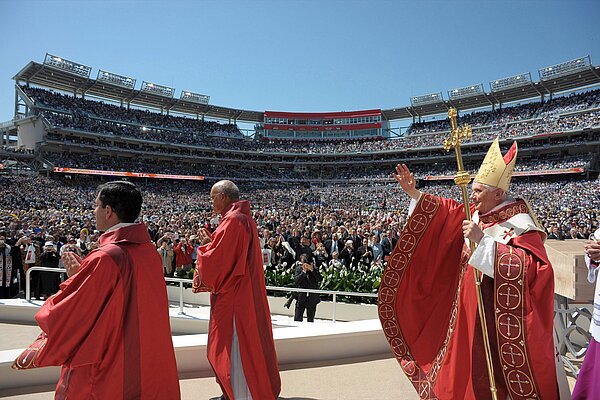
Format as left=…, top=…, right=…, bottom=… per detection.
left=19, top=86, right=600, bottom=154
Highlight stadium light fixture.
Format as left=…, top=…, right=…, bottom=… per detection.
left=539, top=56, right=591, bottom=80
left=44, top=53, right=92, bottom=78
left=410, top=92, right=444, bottom=106
left=181, top=90, right=210, bottom=105
left=97, top=70, right=136, bottom=89
left=489, top=72, right=532, bottom=92
left=448, top=84, right=485, bottom=100
left=140, top=81, right=175, bottom=98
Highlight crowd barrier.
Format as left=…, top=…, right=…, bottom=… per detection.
left=24, top=267, right=378, bottom=322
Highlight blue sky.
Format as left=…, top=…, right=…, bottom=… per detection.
left=1, top=0, right=599, bottom=131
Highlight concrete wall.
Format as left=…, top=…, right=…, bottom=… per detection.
left=17, top=117, right=45, bottom=150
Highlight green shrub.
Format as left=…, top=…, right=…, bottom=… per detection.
left=264, top=262, right=382, bottom=304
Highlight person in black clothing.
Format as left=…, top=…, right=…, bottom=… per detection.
left=547, top=225, right=565, bottom=240
left=293, top=253, right=322, bottom=322
left=340, top=239, right=355, bottom=269
left=280, top=241, right=296, bottom=269
left=324, top=232, right=343, bottom=260
left=296, top=235, right=314, bottom=262
left=381, top=231, right=393, bottom=258
left=37, top=241, right=60, bottom=299
left=288, top=228, right=302, bottom=256
left=350, top=228, right=363, bottom=251
left=357, top=237, right=373, bottom=268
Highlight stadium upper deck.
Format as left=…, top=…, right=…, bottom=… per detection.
left=11, top=53, right=600, bottom=124
left=7, top=83, right=598, bottom=176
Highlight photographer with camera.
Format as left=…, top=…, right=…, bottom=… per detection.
left=173, top=235, right=193, bottom=275
left=157, top=239, right=174, bottom=277
left=59, top=236, right=83, bottom=259
left=293, top=252, right=322, bottom=323
left=313, top=242, right=329, bottom=270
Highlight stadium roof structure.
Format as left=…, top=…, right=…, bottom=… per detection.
left=13, top=55, right=600, bottom=124
left=13, top=60, right=263, bottom=123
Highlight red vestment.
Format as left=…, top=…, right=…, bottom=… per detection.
left=15, top=223, right=180, bottom=399
left=378, top=194, right=557, bottom=400
left=196, top=200, right=281, bottom=400
left=174, top=240, right=193, bottom=267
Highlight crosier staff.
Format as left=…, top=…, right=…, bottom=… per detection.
left=443, top=107, right=498, bottom=400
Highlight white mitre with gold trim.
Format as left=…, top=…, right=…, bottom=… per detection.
left=473, top=138, right=517, bottom=192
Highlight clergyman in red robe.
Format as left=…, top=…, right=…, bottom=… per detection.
left=13, top=181, right=180, bottom=399
left=379, top=139, right=565, bottom=400
left=195, top=180, right=281, bottom=400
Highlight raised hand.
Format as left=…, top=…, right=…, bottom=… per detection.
left=62, top=251, right=82, bottom=278
left=197, top=228, right=213, bottom=246
left=391, top=163, right=421, bottom=200
left=585, top=237, right=600, bottom=262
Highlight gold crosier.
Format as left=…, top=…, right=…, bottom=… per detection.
left=443, top=108, right=498, bottom=400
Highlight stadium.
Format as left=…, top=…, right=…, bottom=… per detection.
left=1, top=49, right=599, bottom=399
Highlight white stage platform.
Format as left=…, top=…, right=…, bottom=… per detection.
left=0, top=293, right=389, bottom=393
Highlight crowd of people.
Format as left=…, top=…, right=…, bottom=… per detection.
left=23, top=86, right=241, bottom=137
left=1, top=172, right=598, bottom=299
left=20, top=85, right=600, bottom=155
left=41, top=149, right=590, bottom=183
left=407, top=89, right=600, bottom=134
left=0, top=146, right=35, bottom=155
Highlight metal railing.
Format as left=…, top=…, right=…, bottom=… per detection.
left=25, top=266, right=66, bottom=301
left=164, top=277, right=193, bottom=316
left=24, top=268, right=378, bottom=322
left=265, top=286, right=378, bottom=323
left=164, top=278, right=378, bottom=322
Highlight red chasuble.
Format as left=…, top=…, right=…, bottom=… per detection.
left=14, top=223, right=181, bottom=399
left=196, top=200, right=281, bottom=400
left=378, top=194, right=558, bottom=400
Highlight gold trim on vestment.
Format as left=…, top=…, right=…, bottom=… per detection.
left=494, top=246, right=540, bottom=399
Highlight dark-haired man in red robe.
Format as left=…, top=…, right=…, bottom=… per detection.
left=13, top=181, right=180, bottom=399
left=379, top=139, right=568, bottom=399
left=195, top=180, right=281, bottom=400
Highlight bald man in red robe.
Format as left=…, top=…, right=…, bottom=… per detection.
left=379, top=140, right=565, bottom=400
left=195, top=180, right=281, bottom=400
left=13, top=181, right=180, bottom=399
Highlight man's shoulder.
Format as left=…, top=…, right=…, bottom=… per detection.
left=84, top=246, right=121, bottom=264
left=84, top=242, right=159, bottom=267
left=73, top=248, right=121, bottom=280
left=85, top=242, right=135, bottom=264
left=223, top=211, right=254, bottom=230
